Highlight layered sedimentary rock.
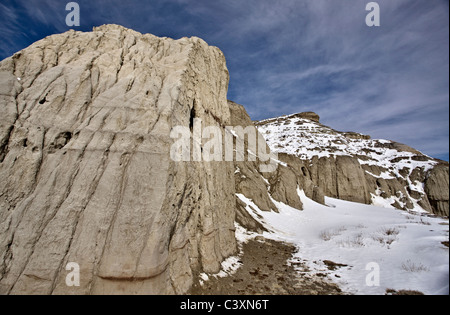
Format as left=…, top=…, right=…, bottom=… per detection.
left=256, top=113, right=449, bottom=217
left=0, top=24, right=237, bottom=294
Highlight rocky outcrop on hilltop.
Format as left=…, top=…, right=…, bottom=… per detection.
left=293, top=112, right=320, bottom=123
left=0, top=24, right=238, bottom=295
left=256, top=113, right=449, bottom=217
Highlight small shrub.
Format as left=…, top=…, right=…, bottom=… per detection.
left=337, top=233, right=365, bottom=248
left=380, top=227, right=400, bottom=236
left=417, top=217, right=431, bottom=226
left=319, top=226, right=347, bottom=241
left=372, top=235, right=395, bottom=247
left=371, top=227, right=399, bottom=248
left=401, top=260, right=429, bottom=273
left=319, top=230, right=333, bottom=241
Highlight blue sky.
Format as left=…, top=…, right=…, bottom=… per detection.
left=1, top=0, right=449, bottom=160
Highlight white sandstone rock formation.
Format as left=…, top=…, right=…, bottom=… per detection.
left=0, top=24, right=237, bottom=295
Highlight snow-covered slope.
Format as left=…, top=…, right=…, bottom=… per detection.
left=257, top=113, right=432, bottom=166
left=255, top=112, right=448, bottom=216
left=236, top=190, right=449, bottom=295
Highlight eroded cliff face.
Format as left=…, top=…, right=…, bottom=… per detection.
left=0, top=24, right=236, bottom=294
left=256, top=113, right=449, bottom=217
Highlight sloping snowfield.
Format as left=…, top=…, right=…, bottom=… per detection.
left=236, top=190, right=449, bottom=295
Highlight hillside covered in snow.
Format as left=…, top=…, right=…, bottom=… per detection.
left=255, top=112, right=449, bottom=217
left=235, top=189, right=449, bottom=295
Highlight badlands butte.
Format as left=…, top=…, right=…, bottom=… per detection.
left=0, top=24, right=448, bottom=295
